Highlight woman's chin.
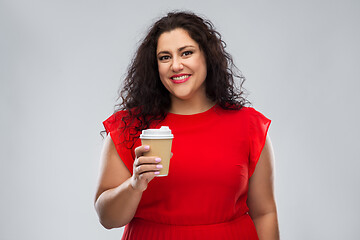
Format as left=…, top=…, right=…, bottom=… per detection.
left=170, top=92, right=193, bottom=101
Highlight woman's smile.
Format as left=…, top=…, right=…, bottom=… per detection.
left=170, top=74, right=191, bottom=84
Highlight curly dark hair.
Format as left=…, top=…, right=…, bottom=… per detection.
left=110, top=11, right=250, bottom=143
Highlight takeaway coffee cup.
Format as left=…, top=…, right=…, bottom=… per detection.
left=140, top=126, right=174, bottom=177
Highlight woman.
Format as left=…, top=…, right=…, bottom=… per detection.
left=95, top=11, right=279, bottom=240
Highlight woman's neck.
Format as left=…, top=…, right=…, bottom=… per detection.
left=169, top=95, right=215, bottom=115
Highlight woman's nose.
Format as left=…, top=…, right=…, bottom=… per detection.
left=171, top=57, right=184, bottom=72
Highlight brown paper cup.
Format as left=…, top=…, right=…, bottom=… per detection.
left=141, top=138, right=172, bottom=176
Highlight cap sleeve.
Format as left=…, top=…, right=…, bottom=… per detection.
left=103, top=113, right=120, bottom=134
left=248, top=108, right=271, bottom=178
left=103, top=111, right=137, bottom=174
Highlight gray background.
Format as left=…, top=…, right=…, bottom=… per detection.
left=1, top=0, right=359, bottom=239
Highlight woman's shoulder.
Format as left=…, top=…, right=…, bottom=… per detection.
left=238, top=106, right=271, bottom=123
left=216, top=105, right=270, bottom=123
left=231, top=106, right=266, bottom=116
left=239, top=106, right=260, bottom=115
left=216, top=105, right=255, bottom=116
left=241, top=106, right=269, bottom=119
left=103, top=110, right=129, bottom=134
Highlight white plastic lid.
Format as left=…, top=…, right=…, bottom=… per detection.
left=140, top=126, right=174, bottom=139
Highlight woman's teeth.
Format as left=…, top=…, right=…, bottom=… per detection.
left=172, top=75, right=190, bottom=80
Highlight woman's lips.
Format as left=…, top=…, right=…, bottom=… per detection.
left=170, top=74, right=191, bottom=84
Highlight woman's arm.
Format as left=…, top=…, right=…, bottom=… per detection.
left=94, top=134, right=160, bottom=229
left=247, top=135, right=280, bottom=240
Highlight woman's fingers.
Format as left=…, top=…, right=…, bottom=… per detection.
left=131, top=146, right=172, bottom=192
left=131, top=145, right=162, bottom=192
left=135, top=163, right=162, bottom=175
left=131, top=162, right=160, bottom=192
left=138, top=172, right=159, bottom=182
left=134, top=145, right=150, bottom=158
left=134, top=156, right=161, bottom=167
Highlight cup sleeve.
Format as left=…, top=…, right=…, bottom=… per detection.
left=103, top=113, right=136, bottom=174
left=248, top=108, right=271, bottom=178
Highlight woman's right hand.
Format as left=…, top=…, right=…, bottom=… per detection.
left=130, top=145, right=162, bottom=192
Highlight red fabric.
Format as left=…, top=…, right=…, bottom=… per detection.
left=103, top=106, right=271, bottom=240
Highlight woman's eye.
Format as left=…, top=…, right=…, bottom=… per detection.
left=159, top=55, right=170, bottom=61
left=182, top=51, right=193, bottom=57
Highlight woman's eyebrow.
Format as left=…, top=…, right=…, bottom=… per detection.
left=157, top=45, right=196, bottom=56
left=178, top=45, right=195, bottom=52
left=157, top=50, right=170, bottom=56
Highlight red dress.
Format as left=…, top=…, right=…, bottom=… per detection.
left=103, top=105, right=271, bottom=240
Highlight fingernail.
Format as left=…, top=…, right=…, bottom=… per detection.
left=156, top=164, right=163, bottom=169
left=144, top=145, right=150, bottom=150
left=154, top=171, right=160, bottom=175
left=155, top=158, right=161, bottom=162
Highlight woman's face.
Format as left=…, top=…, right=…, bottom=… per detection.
left=156, top=28, right=207, bottom=102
